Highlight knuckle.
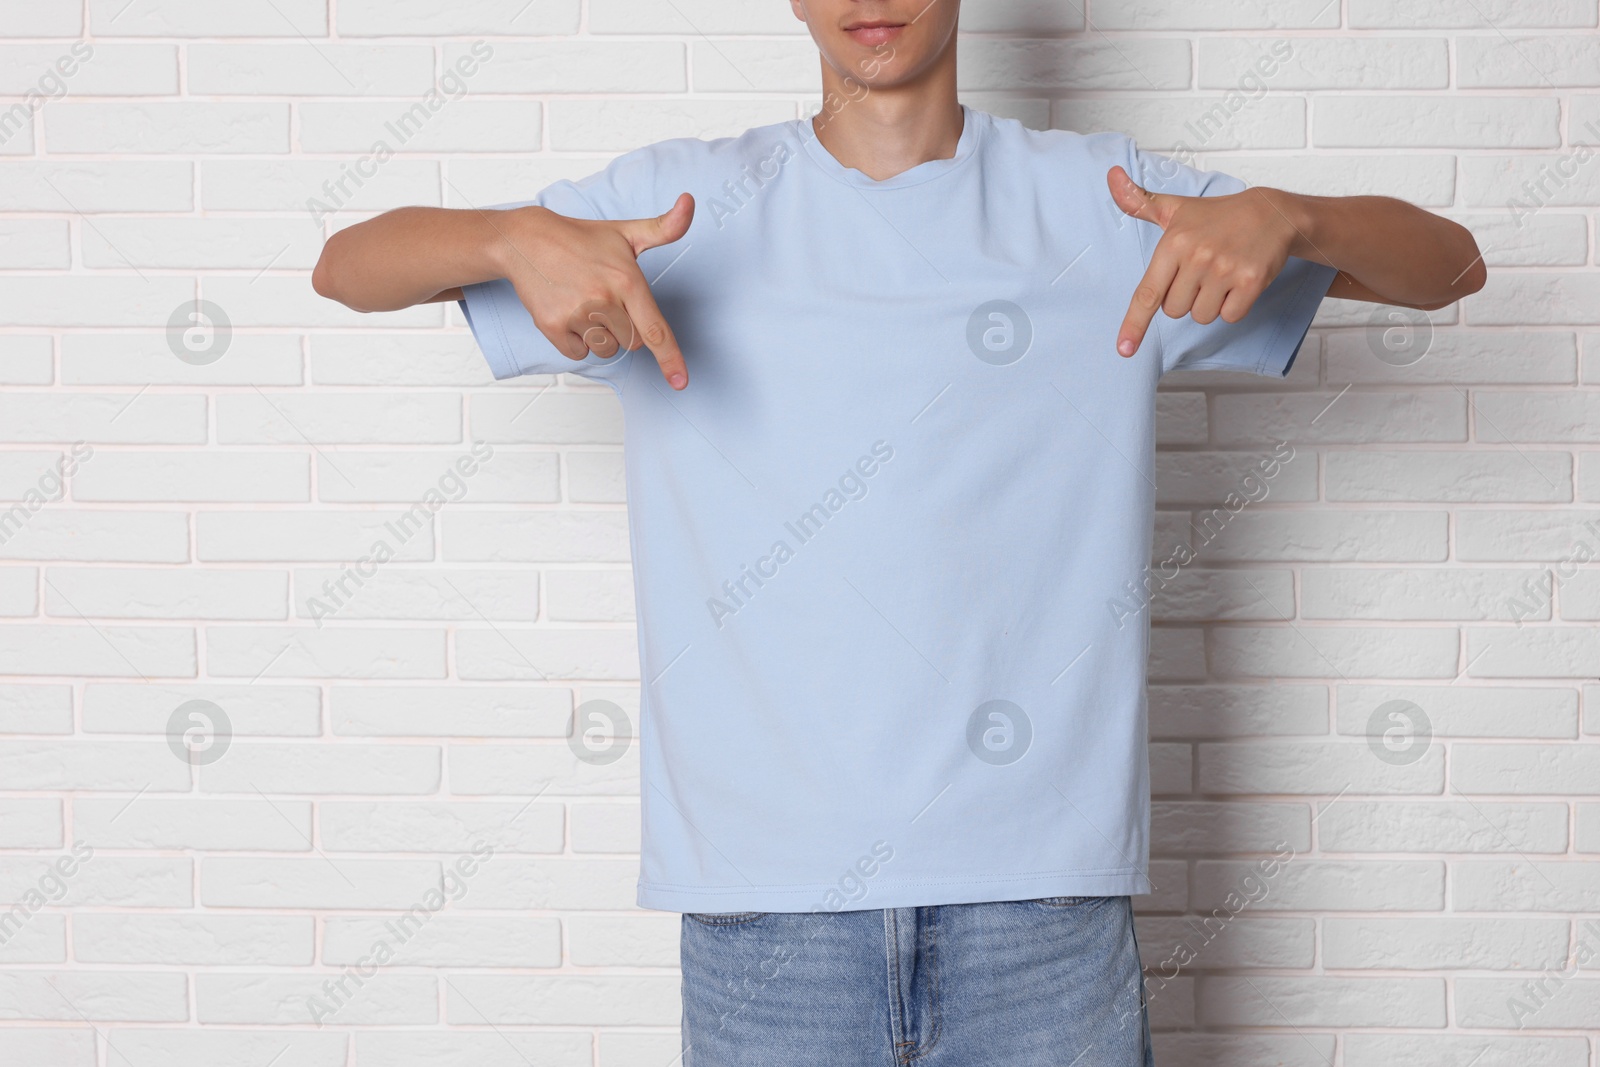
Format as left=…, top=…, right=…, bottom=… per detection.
left=1135, top=284, right=1161, bottom=309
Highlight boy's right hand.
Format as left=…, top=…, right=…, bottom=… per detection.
left=495, top=192, right=695, bottom=389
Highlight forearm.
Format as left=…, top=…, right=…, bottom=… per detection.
left=1265, top=189, right=1487, bottom=310
left=312, top=205, right=528, bottom=312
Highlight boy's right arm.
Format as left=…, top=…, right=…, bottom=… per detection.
left=311, top=193, right=695, bottom=389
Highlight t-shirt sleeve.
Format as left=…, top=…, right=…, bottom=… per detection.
left=459, top=153, right=657, bottom=384
left=1124, top=141, right=1337, bottom=378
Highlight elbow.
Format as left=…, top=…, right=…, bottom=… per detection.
left=311, top=237, right=345, bottom=304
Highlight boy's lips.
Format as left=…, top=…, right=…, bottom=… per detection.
left=845, top=23, right=905, bottom=46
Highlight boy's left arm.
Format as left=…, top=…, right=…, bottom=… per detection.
left=1107, top=165, right=1487, bottom=360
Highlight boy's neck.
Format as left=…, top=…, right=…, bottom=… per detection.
left=809, top=64, right=964, bottom=182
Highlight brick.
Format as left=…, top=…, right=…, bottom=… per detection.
left=571, top=801, right=641, bottom=853
left=1327, top=450, right=1569, bottom=502
left=0, top=393, right=205, bottom=443
left=0, top=971, right=187, bottom=1021
left=73, top=452, right=309, bottom=502
left=1462, top=154, right=1600, bottom=209
left=1464, top=627, right=1600, bottom=678
left=310, top=332, right=495, bottom=386
left=0, top=219, right=69, bottom=268
left=459, top=40, right=684, bottom=94
left=0, top=162, right=193, bottom=212
left=1301, top=567, right=1553, bottom=620
left=1471, top=392, right=1600, bottom=442
left=44, top=567, right=288, bottom=620
left=1156, top=451, right=1317, bottom=505
left=0, top=684, right=71, bottom=733
left=216, top=392, right=459, bottom=444
left=1138, top=915, right=1313, bottom=970
left=1149, top=625, right=1207, bottom=682
left=566, top=451, right=626, bottom=503
left=46, top=103, right=289, bottom=154
left=324, top=916, right=561, bottom=967
left=201, top=858, right=442, bottom=909
left=60, top=334, right=303, bottom=386
left=587, top=0, right=798, bottom=34
left=0, top=336, right=52, bottom=384
left=448, top=744, right=638, bottom=797
left=1349, top=0, right=1597, bottom=27
left=546, top=568, right=635, bottom=622
left=444, top=511, right=631, bottom=562
left=330, top=685, right=568, bottom=737
left=81, top=217, right=323, bottom=273
left=1054, top=97, right=1305, bottom=152
left=318, top=801, right=562, bottom=852
left=1335, top=684, right=1578, bottom=739
left=1578, top=802, right=1600, bottom=851
left=1150, top=685, right=1327, bottom=739
left=293, top=567, right=538, bottom=621
left=1150, top=801, right=1312, bottom=853
left=197, top=511, right=433, bottom=562
left=206, top=626, right=447, bottom=679
left=1344, top=1035, right=1590, bottom=1067
left=1150, top=1034, right=1335, bottom=1067
left=1210, top=390, right=1467, bottom=444
left=1469, top=276, right=1600, bottom=326
left=0, top=565, right=37, bottom=615
left=691, top=40, right=818, bottom=93
left=1316, top=96, right=1558, bottom=148
left=1197, top=975, right=1445, bottom=1026
left=197, top=972, right=436, bottom=1025
left=1209, top=625, right=1460, bottom=678
left=1198, top=741, right=1445, bottom=793
left=1201, top=37, right=1448, bottom=90
left=567, top=914, right=676, bottom=967
left=453, top=627, right=638, bottom=680
left=1325, top=330, right=1577, bottom=384
left=75, top=914, right=312, bottom=965
left=445, top=974, right=678, bottom=1025
left=188, top=44, right=433, bottom=95
left=104, top=1030, right=348, bottom=1067
left=1194, top=151, right=1457, bottom=203
left=337, top=0, right=580, bottom=35
left=0, top=798, right=61, bottom=847
left=353, top=1032, right=589, bottom=1067
left=74, top=798, right=313, bottom=851
left=469, top=389, right=624, bottom=444
left=202, top=158, right=440, bottom=212
left=1094, top=0, right=1339, bottom=28
left=0, top=625, right=194, bottom=677
left=1453, top=860, right=1600, bottom=910
left=198, top=743, right=441, bottom=794
left=0, top=1029, right=95, bottom=1065
left=2, top=512, right=189, bottom=563
left=1318, top=801, right=1568, bottom=852
left=962, top=40, right=1191, bottom=91
left=299, top=101, right=542, bottom=154
left=1457, top=977, right=1600, bottom=1029
left=548, top=100, right=794, bottom=152
left=1454, top=742, right=1600, bottom=793
left=1324, top=916, right=1569, bottom=969
left=317, top=451, right=555, bottom=503
left=81, top=683, right=320, bottom=736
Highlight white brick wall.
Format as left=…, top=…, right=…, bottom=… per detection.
left=1, top=2, right=1596, bottom=1064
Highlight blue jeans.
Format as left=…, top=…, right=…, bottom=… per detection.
left=681, top=896, right=1155, bottom=1066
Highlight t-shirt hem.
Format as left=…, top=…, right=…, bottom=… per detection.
left=636, top=867, right=1152, bottom=914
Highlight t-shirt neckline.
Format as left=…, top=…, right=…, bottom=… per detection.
left=796, top=104, right=984, bottom=190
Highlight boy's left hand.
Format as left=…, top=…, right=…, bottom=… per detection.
left=1107, top=165, right=1299, bottom=359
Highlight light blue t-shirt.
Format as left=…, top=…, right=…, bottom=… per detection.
left=460, top=106, right=1335, bottom=913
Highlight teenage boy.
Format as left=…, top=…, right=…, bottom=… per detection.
left=313, top=2, right=1485, bottom=1063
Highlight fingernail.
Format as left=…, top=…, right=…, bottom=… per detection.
left=670, top=373, right=687, bottom=389
left=1117, top=339, right=1135, bottom=356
